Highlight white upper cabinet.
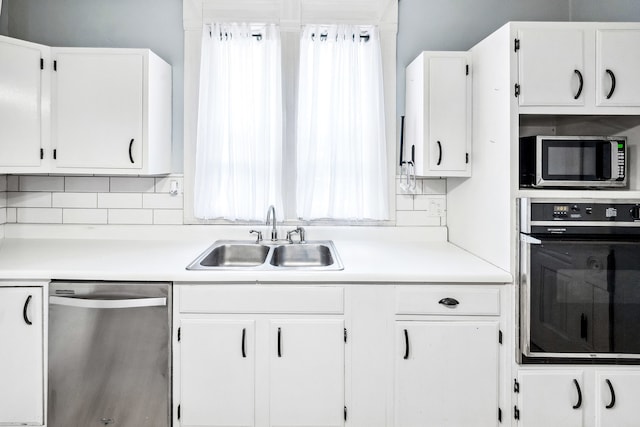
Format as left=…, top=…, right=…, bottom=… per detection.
left=405, top=51, right=471, bottom=177
left=0, top=36, right=50, bottom=173
left=596, top=29, right=640, bottom=107
left=516, top=23, right=640, bottom=113
left=517, top=28, right=586, bottom=107
left=51, top=48, right=171, bottom=175
left=0, top=36, right=172, bottom=175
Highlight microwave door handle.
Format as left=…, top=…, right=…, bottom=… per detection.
left=50, top=296, right=167, bottom=309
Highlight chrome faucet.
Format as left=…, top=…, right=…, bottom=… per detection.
left=266, top=205, right=278, bottom=241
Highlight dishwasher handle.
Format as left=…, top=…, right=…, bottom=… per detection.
left=50, top=295, right=167, bottom=309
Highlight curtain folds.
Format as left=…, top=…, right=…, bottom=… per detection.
left=296, top=24, right=389, bottom=220
left=194, top=23, right=283, bottom=221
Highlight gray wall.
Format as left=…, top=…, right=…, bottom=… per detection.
left=0, top=0, right=8, bottom=36
left=570, top=0, right=640, bottom=21
left=4, top=0, right=184, bottom=172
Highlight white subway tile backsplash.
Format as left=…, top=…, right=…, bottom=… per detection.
left=98, top=193, right=143, bottom=209
left=421, top=179, right=446, bottom=195
left=110, top=177, right=155, bottom=193
left=414, top=195, right=447, bottom=215
left=63, top=209, right=108, bottom=224
left=7, top=176, right=19, bottom=191
left=65, top=176, right=110, bottom=193
left=0, top=192, right=5, bottom=209
left=8, top=192, right=52, bottom=208
left=396, top=194, right=414, bottom=211
left=143, top=193, right=183, bottom=209
left=153, top=209, right=184, bottom=225
left=17, top=208, right=63, bottom=224
left=19, top=175, right=65, bottom=192
left=52, top=192, right=97, bottom=208
left=108, top=209, right=153, bottom=225
left=6, top=208, right=16, bottom=223
left=395, top=210, right=442, bottom=227
left=0, top=175, right=6, bottom=191
left=0, top=208, right=6, bottom=224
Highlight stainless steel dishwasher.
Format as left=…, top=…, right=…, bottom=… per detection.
left=48, top=281, right=171, bottom=427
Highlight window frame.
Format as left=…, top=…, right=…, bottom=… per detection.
left=182, top=0, right=398, bottom=225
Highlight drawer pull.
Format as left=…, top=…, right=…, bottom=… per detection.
left=438, top=297, right=460, bottom=308
left=277, top=327, right=282, bottom=358
left=23, top=295, right=33, bottom=325
left=403, top=329, right=409, bottom=360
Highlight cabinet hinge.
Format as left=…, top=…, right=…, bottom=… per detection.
left=498, top=330, right=503, bottom=344
left=53, top=60, right=57, bottom=71
left=53, top=149, right=57, bottom=160
left=515, top=83, right=521, bottom=98
left=344, top=328, right=347, bottom=343
left=177, top=404, right=181, bottom=420
left=40, top=58, right=44, bottom=70
left=514, top=379, right=520, bottom=393
left=514, top=406, right=520, bottom=420
left=498, top=407, right=502, bottom=423
left=465, top=153, right=469, bottom=164
left=465, top=64, right=469, bottom=76
left=177, top=327, right=181, bottom=342
left=344, top=406, right=347, bottom=421
left=514, top=38, right=520, bottom=52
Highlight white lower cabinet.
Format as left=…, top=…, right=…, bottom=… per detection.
left=395, top=321, right=500, bottom=427
left=175, top=285, right=345, bottom=427
left=515, top=369, right=640, bottom=427
left=0, top=286, right=44, bottom=425
left=394, top=285, right=505, bottom=427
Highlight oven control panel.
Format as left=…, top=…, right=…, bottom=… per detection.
left=532, top=202, right=640, bottom=222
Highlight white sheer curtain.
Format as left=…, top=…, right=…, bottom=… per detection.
left=194, top=23, right=283, bottom=221
left=296, top=24, right=388, bottom=220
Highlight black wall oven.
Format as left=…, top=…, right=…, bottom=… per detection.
left=519, top=198, right=640, bottom=363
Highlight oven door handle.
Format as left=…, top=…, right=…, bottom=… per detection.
left=520, top=234, right=542, bottom=245
left=50, top=295, right=167, bottom=309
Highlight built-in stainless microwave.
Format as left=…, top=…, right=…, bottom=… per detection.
left=519, top=135, right=627, bottom=188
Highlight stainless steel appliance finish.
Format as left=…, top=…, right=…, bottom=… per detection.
left=48, top=281, right=171, bottom=427
left=519, top=135, right=627, bottom=188
left=186, top=240, right=344, bottom=271
left=519, top=198, right=640, bottom=363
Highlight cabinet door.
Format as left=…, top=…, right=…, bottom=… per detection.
left=595, top=371, right=640, bottom=427
left=596, top=30, right=640, bottom=106
left=395, top=321, right=499, bottom=427
left=0, top=37, right=46, bottom=169
left=0, top=287, right=43, bottom=424
left=517, top=371, right=585, bottom=427
left=269, top=319, right=344, bottom=427
left=428, top=56, right=470, bottom=173
left=180, top=319, right=255, bottom=427
left=53, top=51, right=143, bottom=169
left=517, top=28, right=586, bottom=106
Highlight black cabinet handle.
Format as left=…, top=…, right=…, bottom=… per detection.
left=574, top=69, right=584, bottom=99
left=605, top=379, right=616, bottom=409
left=580, top=313, right=588, bottom=340
left=128, top=139, right=135, bottom=164
left=23, top=295, right=33, bottom=325
left=606, top=69, right=616, bottom=99
left=436, top=141, right=442, bottom=166
left=241, top=328, right=246, bottom=358
left=573, top=379, right=582, bottom=409
left=403, top=329, right=409, bottom=359
left=439, top=297, right=460, bottom=308
left=277, top=327, right=282, bottom=358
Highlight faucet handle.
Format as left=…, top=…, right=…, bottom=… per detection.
left=249, top=230, right=263, bottom=243
left=296, top=226, right=306, bottom=243
left=286, top=228, right=299, bottom=244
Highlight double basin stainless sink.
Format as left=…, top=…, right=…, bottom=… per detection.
left=187, top=240, right=343, bottom=271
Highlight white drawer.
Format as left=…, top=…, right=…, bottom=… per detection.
left=396, top=286, right=500, bottom=316
left=179, top=285, right=344, bottom=314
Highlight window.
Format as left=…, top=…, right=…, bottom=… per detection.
left=183, top=0, right=398, bottom=225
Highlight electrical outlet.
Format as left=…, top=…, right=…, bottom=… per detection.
left=426, top=196, right=446, bottom=217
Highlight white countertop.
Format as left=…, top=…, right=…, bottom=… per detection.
left=0, top=225, right=512, bottom=284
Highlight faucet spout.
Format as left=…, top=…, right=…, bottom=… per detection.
left=266, top=205, right=278, bottom=241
